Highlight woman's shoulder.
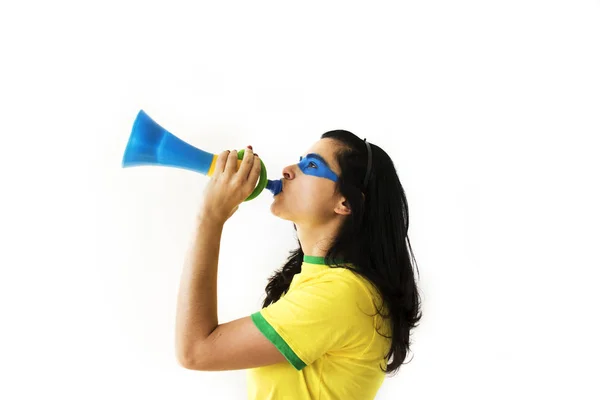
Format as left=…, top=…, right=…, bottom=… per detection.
left=317, top=265, right=384, bottom=312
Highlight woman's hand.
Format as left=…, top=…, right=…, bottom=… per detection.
left=199, top=146, right=261, bottom=224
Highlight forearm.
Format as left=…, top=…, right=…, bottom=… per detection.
left=175, top=213, right=225, bottom=360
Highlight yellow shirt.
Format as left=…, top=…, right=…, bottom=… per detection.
left=248, top=255, right=391, bottom=399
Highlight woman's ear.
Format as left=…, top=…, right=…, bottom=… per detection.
left=335, top=199, right=352, bottom=216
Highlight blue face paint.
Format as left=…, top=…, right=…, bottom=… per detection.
left=298, top=153, right=338, bottom=182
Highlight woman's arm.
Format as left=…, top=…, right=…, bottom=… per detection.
left=174, top=212, right=286, bottom=370
left=174, top=147, right=286, bottom=370
left=175, top=213, right=224, bottom=364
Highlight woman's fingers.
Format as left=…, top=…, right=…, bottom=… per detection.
left=224, top=149, right=238, bottom=175
left=213, top=150, right=230, bottom=177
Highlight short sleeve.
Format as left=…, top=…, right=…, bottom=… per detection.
left=250, top=275, right=371, bottom=371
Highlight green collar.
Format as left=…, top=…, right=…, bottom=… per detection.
left=303, top=255, right=347, bottom=265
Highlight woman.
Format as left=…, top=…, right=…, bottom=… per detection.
left=175, top=130, right=422, bottom=400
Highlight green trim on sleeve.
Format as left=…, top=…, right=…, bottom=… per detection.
left=251, top=311, right=307, bottom=371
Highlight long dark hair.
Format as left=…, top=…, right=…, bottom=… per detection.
left=261, top=130, right=422, bottom=376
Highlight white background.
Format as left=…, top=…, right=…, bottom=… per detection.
left=1, top=1, right=599, bottom=399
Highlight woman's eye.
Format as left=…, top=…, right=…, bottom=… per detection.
left=308, top=161, right=317, bottom=168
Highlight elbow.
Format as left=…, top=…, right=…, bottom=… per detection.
left=176, top=346, right=198, bottom=370
left=176, top=351, right=194, bottom=370
left=179, top=357, right=211, bottom=371
left=175, top=339, right=194, bottom=369
left=176, top=343, right=209, bottom=371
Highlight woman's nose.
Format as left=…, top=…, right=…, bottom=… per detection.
left=282, top=163, right=296, bottom=179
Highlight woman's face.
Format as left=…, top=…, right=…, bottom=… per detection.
left=270, top=138, right=346, bottom=225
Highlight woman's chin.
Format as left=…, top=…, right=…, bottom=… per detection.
left=269, top=201, right=281, bottom=215
left=270, top=201, right=291, bottom=220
